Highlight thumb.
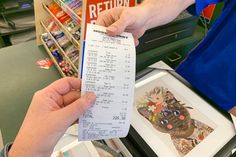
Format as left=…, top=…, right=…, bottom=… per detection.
left=56, top=92, right=96, bottom=126
left=106, top=15, right=130, bottom=36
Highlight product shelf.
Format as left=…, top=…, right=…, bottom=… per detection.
left=41, top=34, right=66, bottom=77
left=40, top=21, right=78, bottom=72
left=42, top=2, right=80, bottom=49
left=53, top=0, right=82, bottom=24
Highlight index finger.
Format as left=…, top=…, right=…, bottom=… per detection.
left=96, top=11, right=112, bottom=27
left=96, top=14, right=106, bottom=26
left=46, top=77, right=81, bottom=95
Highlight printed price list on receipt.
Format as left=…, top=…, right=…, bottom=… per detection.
left=79, top=24, right=136, bottom=140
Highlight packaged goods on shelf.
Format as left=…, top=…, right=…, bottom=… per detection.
left=53, top=0, right=82, bottom=24
left=35, top=0, right=135, bottom=78
left=61, top=0, right=82, bottom=17
left=45, top=1, right=81, bottom=44
left=41, top=33, right=77, bottom=77
left=41, top=18, right=79, bottom=70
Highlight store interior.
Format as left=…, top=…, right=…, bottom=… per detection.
left=1, top=0, right=236, bottom=157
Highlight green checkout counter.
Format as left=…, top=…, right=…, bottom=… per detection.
left=0, top=41, right=61, bottom=144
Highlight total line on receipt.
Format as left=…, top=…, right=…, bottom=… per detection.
left=78, top=24, right=136, bottom=141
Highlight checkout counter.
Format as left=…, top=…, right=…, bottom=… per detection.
left=0, top=40, right=60, bottom=144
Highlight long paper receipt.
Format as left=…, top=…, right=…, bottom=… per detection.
left=79, top=24, right=136, bottom=140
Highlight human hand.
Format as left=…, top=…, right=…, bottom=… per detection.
left=96, top=6, right=151, bottom=46
left=9, top=77, right=96, bottom=157
left=96, top=0, right=195, bottom=46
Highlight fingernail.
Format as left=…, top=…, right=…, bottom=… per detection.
left=86, top=92, right=96, bottom=104
left=107, top=26, right=117, bottom=33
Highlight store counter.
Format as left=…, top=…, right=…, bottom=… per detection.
left=0, top=40, right=61, bottom=144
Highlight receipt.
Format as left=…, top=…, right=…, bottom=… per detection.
left=79, top=24, right=136, bottom=140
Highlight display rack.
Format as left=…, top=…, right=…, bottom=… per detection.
left=42, top=2, right=80, bottom=48
left=40, top=21, right=78, bottom=71
left=35, top=0, right=136, bottom=77
left=35, top=0, right=82, bottom=77
left=41, top=34, right=66, bottom=77
left=53, top=0, right=82, bottom=24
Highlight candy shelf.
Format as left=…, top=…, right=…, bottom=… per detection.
left=35, top=0, right=135, bottom=78
left=42, top=2, right=81, bottom=49
left=41, top=34, right=66, bottom=77
left=41, top=33, right=78, bottom=77
left=40, top=20, right=78, bottom=72
left=53, top=0, right=82, bottom=24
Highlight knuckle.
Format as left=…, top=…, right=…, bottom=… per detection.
left=99, top=11, right=106, bottom=16
left=33, top=90, right=42, bottom=97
